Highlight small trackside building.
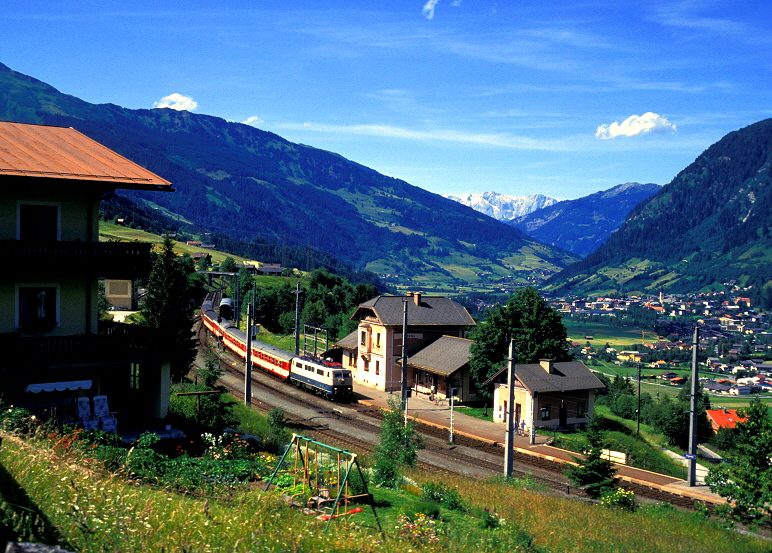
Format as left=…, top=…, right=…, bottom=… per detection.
left=0, top=121, right=174, bottom=422
left=486, top=359, right=606, bottom=435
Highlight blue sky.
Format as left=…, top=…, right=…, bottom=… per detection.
left=2, top=1, right=771, bottom=199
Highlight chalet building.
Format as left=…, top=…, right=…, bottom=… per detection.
left=335, top=292, right=475, bottom=394
left=258, top=263, right=283, bottom=276
left=104, top=279, right=138, bottom=310
left=705, top=409, right=747, bottom=433
left=618, top=351, right=648, bottom=363
left=486, top=359, right=606, bottom=435
left=0, top=122, right=174, bottom=425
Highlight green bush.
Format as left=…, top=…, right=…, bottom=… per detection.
left=346, top=467, right=370, bottom=497
left=479, top=508, right=505, bottom=529
left=600, top=488, right=638, bottom=512
left=422, top=481, right=466, bottom=511
left=0, top=407, right=37, bottom=435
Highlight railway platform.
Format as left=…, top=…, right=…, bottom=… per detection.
left=354, top=386, right=725, bottom=506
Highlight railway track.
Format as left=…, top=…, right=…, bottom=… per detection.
left=196, top=320, right=714, bottom=510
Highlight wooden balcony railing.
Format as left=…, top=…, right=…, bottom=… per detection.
left=0, top=240, right=152, bottom=278
left=0, top=322, right=169, bottom=369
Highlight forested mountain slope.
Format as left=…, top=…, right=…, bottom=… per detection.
left=546, top=118, right=772, bottom=306
left=0, top=62, right=576, bottom=288
left=510, top=182, right=661, bottom=257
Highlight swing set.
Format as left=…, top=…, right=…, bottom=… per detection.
left=264, top=434, right=384, bottom=536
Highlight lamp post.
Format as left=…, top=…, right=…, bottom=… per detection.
left=449, top=386, right=457, bottom=443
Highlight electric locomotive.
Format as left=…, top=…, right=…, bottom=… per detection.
left=201, top=298, right=353, bottom=401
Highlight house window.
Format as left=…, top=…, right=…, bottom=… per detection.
left=18, top=203, right=59, bottom=241
left=17, top=285, right=58, bottom=331
left=363, top=358, right=369, bottom=372
left=375, top=333, right=381, bottom=348
left=577, top=402, right=587, bottom=418
left=540, top=405, right=551, bottom=421
left=375, top=360, right=380, bottom=375
left=360, top=331, right=367, bottom=346
left=130, top=363, right=140, bottom=390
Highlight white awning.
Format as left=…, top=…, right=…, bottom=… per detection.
left=24, top=380, right=93, bottom=393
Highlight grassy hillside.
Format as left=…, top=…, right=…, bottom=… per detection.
left=0, top=430, right=766, bottom=553
left=99, top=221, right=253, bottom=266
left=1, top=62, right=577, bottom=291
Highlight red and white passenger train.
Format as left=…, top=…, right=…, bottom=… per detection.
left=201, top=297, right=353, bottom=402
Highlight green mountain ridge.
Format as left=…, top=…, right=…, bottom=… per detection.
left=0, top=62, right=577, bottom=290
left=510, top=182, right=661, bottom=258
left=546, top=118, right=772, bottom=306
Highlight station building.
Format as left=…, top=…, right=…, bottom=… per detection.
left=335, top=292, right=480, bottom=401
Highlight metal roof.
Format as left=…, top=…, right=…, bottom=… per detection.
left=335, top=330, right=359, bottom=350
left=352, top=295, right=476, bottom=327
left=0, top=121, right=172, bottom=190
left=405, top=336, right=472, bottom=377
left=484, top=361, right=606, bottom=394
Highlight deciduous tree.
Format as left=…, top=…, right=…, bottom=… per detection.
left=706, top=400, right=772, bottom=528
left=469, top=287, right=571, bottom=395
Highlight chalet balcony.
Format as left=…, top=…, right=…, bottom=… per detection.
left=1, top=240, right=152, bottom=278
left=0, top=322, right=168, bottom=370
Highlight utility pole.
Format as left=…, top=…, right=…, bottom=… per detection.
left=636, top=362, right=642, bottom=435
left=401, top=297, right=409, bottom=425
left=687, top=325, right=700, bottom=486
left=505, top=339, right=516, bottom=477
left=251, top=282, right=257, bottom=340
left=244, top=303, right=252, bottom=407
left=449, top=386, right=456, bottom=443
left=293, top=281, right=301, bottom=356
left=234, top=272, right=240, bottom=326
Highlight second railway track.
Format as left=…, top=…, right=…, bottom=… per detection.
left=197, top=319, right=714, bottom=510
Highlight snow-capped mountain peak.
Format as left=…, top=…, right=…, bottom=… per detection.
left=444, top=191, right=557, bottom=221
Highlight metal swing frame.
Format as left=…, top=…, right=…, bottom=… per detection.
left=264, top=434, right=384, bottom=536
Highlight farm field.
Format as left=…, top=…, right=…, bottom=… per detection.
left=563, top=318, right=660, bottom=349
left=99, top=222, right=254, bottom=266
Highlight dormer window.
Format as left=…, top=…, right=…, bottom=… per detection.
left=18, top=202, right=60, bottom=241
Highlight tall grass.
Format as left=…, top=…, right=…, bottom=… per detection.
left=1, top=430, right=767, bottom=553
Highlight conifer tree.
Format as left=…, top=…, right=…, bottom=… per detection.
left=372, top=395, right=424, bottom=488
left=140, top=235, right=198, bottom=381
left=565, top=417, right=618, bottom=499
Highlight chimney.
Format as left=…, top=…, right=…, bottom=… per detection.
left=413, top=291, right=422, bottom=306
left=540, top=359, right=554, bottom=374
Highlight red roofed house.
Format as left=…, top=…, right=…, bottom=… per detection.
left=0, top=122, right=174, bottom=426
left=705, top=409, right=747, bottom=433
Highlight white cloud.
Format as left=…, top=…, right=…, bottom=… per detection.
left=242, top=116, right=264, bottom=126
left=595, top=112, right=676, bottom=140
left=422, top=0, right=439, bottom=19
left=276, top=121, right=569, bottom=151
left=153, top=93, right=198, bottom=111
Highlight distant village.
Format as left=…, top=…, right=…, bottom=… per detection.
left=550, top=291, right=772, bottom=398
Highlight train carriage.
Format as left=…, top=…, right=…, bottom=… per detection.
left=201, top=297, right=353, bottom=401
